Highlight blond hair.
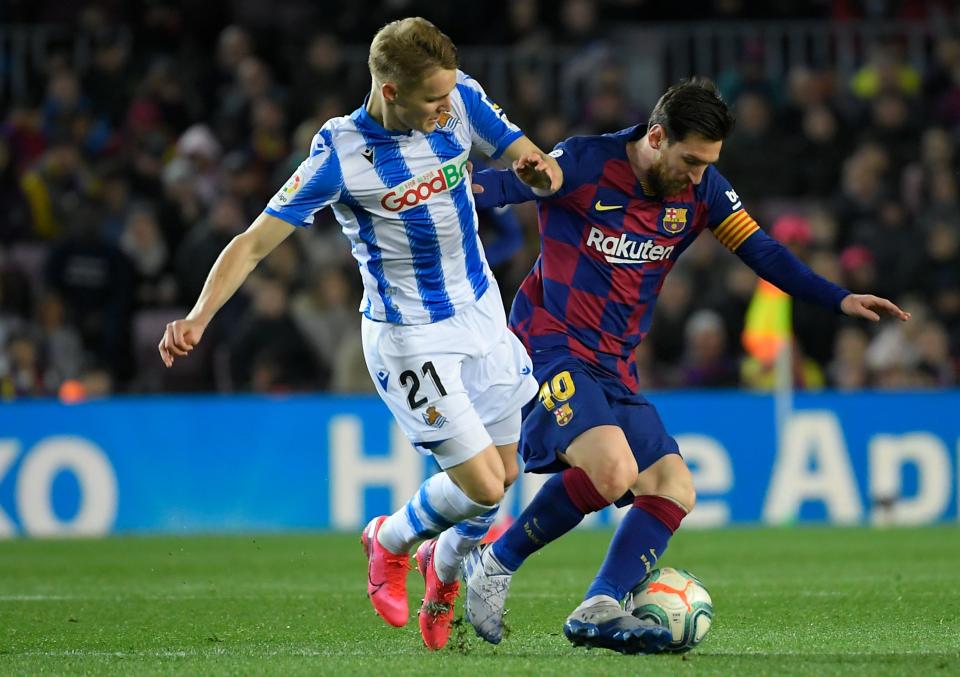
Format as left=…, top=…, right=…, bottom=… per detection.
left=368, top=17, right=458, bottom=88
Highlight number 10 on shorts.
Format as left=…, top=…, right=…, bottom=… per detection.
left=538, top=371, right=575, bottom=411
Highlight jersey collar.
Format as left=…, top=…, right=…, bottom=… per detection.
left=617, top=124, right=657, bottom=197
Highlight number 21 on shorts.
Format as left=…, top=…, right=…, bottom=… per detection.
left=400, top=360, right=446, bottom=410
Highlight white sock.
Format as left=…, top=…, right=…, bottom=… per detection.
left=433, top=506, right=499, bottom=583
left=377, top=472, right=495, bottom=554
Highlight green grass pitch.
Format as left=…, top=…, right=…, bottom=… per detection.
left=2, top=526, right=958, bottom=675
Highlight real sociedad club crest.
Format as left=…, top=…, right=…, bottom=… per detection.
left=661, top=206, right=688, bottom=234
left=422, top=406, right=447, bottom=429
left=435, top=111, right=459, bottom=131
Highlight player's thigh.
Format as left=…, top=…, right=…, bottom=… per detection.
left=458, top=323, right=533, bottom=490
left=631, top=453, right=695, bottom=511
left=519, top=356, right=634, bottom=496
left=462, top=323, right=537, bottom=438
left=495, top=441, right=519, bottom=487
left=612, top=391, right=681, bottom=477
left=565, top=387, right=683, bottom=505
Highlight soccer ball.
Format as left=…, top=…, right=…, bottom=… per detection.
left=625, top=567, right=713, bottom=653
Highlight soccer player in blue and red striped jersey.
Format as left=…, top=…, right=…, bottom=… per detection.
left=461, top=78, right=910, bottom=654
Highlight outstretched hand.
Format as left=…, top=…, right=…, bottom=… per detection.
left=840, top=294, right=911, bottom=322
left=513, top=153, right=562, bottom=194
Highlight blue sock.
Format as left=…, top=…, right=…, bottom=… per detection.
left=493, top=468, right=608, bottom=572
left=585, top=496, right=683, bottom=602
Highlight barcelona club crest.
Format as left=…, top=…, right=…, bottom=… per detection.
left=422, top=405, right=447, bottom=429
left=554, top=403, right=573, bottom=427
left=661, top=206, right=688, bottom=234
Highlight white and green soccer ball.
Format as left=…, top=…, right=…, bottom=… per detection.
left=625, top=567, right=713, bottom=653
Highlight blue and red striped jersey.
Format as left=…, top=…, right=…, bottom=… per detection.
left=505, top=126, right=760, bottom=390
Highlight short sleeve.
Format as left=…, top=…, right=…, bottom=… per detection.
left=265, top=129, right=343, bottom=227
left=455, top=71, right=523, bottom=159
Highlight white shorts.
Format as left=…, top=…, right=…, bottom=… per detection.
left=361, top=283, right=537, bottom=469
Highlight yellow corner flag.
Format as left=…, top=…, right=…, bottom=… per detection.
left=742, top=279, right=792, bottom=366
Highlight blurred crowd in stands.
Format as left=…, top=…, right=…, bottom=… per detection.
left=1, top=0, right=958, bottom=398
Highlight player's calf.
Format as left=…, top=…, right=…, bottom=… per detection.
left=631, top=453, right=696, bottom=512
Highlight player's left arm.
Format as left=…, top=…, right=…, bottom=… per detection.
left=706, top=169, right=909, bottom=322
left=471, top=165, right=538, bottom=209
left=735, top=230, right=909, bottom=321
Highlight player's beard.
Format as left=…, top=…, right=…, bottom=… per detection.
left=647, top=159, right=690, bottom=198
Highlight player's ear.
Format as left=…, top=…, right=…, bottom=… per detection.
left=382, top=81, right=399, bottom=104
left=649, top=125, right=664, bottom=150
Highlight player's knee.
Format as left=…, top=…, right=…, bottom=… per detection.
left=587, top=455, right=639, bottom=503
left=463, top=479, right=505, bottom=507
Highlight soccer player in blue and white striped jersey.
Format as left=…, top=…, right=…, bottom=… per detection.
left=157, top=17, right=560, bottom=650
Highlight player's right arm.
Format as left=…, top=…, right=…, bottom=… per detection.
left=158, top=213, right=295, bottom=367
left=160, top=127, right=343, bottom=367
left=456, top=72, right=562, bottom=196
left=500, top=136, right=563, bottom=194
left=473, top=137, right=585, bottom=209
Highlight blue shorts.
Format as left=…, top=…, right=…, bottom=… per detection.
left=519, top=350, right=680, bottom=481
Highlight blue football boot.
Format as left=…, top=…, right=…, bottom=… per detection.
left=563, top=595, right=672, bottom=655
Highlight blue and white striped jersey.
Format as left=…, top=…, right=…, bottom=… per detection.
left=265, top=70, right=523, bottom=325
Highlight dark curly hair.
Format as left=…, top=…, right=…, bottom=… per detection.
left=647, top=77, right=735, bottom=142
